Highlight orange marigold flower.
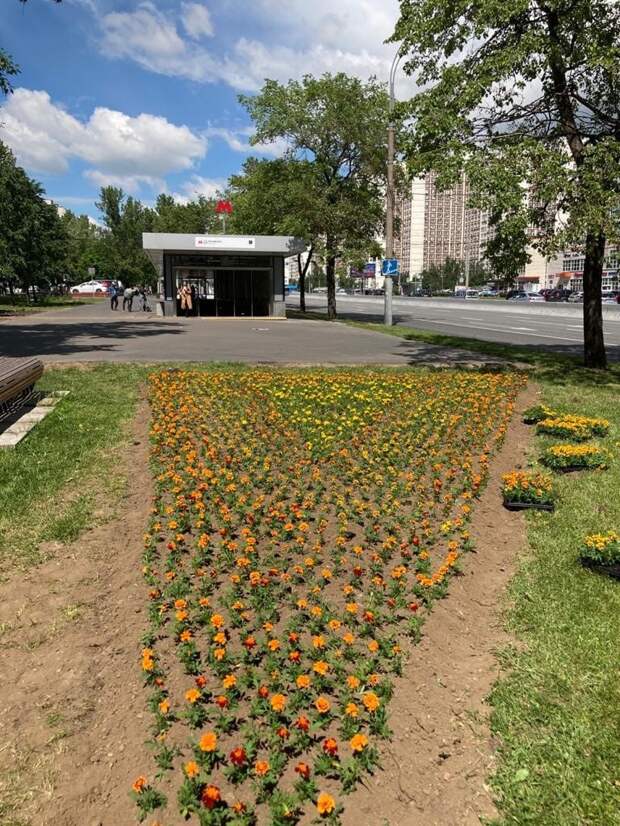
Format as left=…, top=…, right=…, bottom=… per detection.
left=270, top=693, right=287, bottom=712
left=312, top=635, right=326, bottom=649
left=346, top=675, right=360, bottom=690
left=185, top=688, right=201, bottom=704
left=345, top=702, right=359, bottom=717
left=254, top=760, right=270, bottom=776
left=199, top=731, right=217, bottom=752
left=295, top=715, right=310, bottom=731
left=158, top=698, right=170, bottom=715
left=132, top=776, right=147, bottom=793
left=180, top=629, right=193, bottom=642
left=296, top=674, right=311, bottom=689
left=201, top=784, right=221, bottom=809
left=362, top=691, right=380, bottom=712
left=367, top=640, right=379, bottom=653
left=350, top=733, right=369, bottom=752
left=295, top=761, right=311, bottom=779
left=210, top=613, right=225, bottom=628
left=258, top=685, right=269, bottom=698
left=313, top=660, right=329, bottom=676
left=268, top=639, right=281, bottom=652
left=184, top=760, right=200, bottom=777
left=315, top=696, right=331, bottom=714
left=215, top=694, right=229, bottom=708
left=232, top=802, right=247, bottom=813
left=317, top=792, right=336, bottom=815
left=222, top=674, right=236, bottom=689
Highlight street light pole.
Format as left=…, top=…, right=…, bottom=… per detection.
left=384, top=51, right=401, bottom=327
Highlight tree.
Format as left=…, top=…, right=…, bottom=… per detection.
left=0, top=49, right=18, bottom=96
left=95, top=187, right=156, bottom=286
left=152, top=193, right=220, bottom=234
left=393, top=0, right=620, bottom=368
left=228, top=157, right=323, bottom=312
left=0, top=142, right=67, bottom=298
left=240, top=73, right=394, bottom=319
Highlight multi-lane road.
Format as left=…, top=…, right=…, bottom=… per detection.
left=288, top=294, right=620, bottom=356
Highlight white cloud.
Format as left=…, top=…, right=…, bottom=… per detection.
left=172, top=174, right=227, bottom=203
left=206, top=126, right=287, bottom=157
left=180, top=2, right=214, bottom=39
left=97, top=0, right=410, bottom=94
left=0, top=88, right=207, bottom=191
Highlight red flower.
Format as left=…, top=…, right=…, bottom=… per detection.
left=215, top=199, right=233, bottom=215
left=323, top=738, right=338, bottom=756
left=295, top=715, right=310, bottom=732
left=295, top=761, right=311, bottom=779
left=229, top=747, right=247, bottom=766
left=201, top=785, right=221, bottom=809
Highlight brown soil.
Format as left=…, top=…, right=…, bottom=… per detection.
left=0, top=383, right=538, bottom=826
left=0, top=404, right=152, bottom=826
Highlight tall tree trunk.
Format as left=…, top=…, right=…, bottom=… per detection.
left=298, top=246, right=313, bottom=314
left=582, top=231, right=606, bottom=369
left=326, top=253, right=337, bottom=319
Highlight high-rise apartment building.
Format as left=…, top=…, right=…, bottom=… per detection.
left=395, top=173, right=492, bottom=278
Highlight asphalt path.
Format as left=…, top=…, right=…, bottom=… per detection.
left=288, top=294, right=620, bottom=358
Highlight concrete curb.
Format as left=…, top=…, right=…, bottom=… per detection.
left=0, top=390, right=69, bottom=448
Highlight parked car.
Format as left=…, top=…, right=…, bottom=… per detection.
left=545, top=288, right=572, bottom=302
left=507, top=291, right=529, bottom=301
left=479, top=289, right=499, bottom=297
left=71, top=279, right=108, bottom=295
left=528, top=292, right=546, bottom=302
left=505, top=289, right=525, bottom=300
left=568, top=291, right=584, bottom=303
left=601, top=290, right=620, bottom=304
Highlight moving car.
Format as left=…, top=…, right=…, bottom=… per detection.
left=527, top=292, right=546, bottom=302
left=568, top=291, right=583, bottom=302
left=601, top=290, right=620, bottom=304
left=507, top=291, right=529, bottom=301
left=70, top=279, right=109, bottom=295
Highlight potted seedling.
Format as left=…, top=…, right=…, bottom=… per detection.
left=580, top=531, right=620, bottom=580
left=541, top=443, right=609, bottom=473
left=536, top=414, right=609, bottom=441
left=501, top=470, right=555, bottom=512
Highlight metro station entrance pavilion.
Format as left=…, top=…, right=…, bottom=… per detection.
left=143, top=233, right=304, bottom=318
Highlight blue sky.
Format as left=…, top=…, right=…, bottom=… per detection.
left=1, top=0, right=401, bottom=220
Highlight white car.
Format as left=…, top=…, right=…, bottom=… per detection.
left=528, top=292, right=546, bottom=302
left=71, top=280, right=107, bottom=295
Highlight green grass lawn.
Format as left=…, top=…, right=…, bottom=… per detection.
left=0, top=295, right=98, bottom=314
left=488, top=371, right=620, bottom=826
left=0, top=364, right=146, bottom=571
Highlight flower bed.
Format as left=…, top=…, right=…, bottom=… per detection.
left=580, top=531, right=620, bottom=579
left=501, top=470, right=555, bottom=510
left=536, top=415, right=610, bottom=441
left=540, top=443, right=609, bottom=472
left=137, top=368, right=525, bottom=823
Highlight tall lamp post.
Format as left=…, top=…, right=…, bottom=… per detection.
left=384, top=50, right=401, bottom=326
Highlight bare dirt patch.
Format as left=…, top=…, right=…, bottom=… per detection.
left=0, top=404, right=151, bottom=826
left=340, top=384, right=537, bottom=826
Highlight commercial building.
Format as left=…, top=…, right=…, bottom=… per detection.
left=143, top=233, right=304, bottom=317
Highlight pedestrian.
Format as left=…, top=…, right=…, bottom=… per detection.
left=123, top=286, right=134, bottom=312
left=180, top=283, right=192, bottom=317
left=109, top=283, right=119, bottom=310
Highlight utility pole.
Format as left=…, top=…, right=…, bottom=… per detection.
left=384, top=51, right=401, bottom=327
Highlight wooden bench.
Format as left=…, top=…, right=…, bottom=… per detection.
left=0, top=357, right=44, bottom=419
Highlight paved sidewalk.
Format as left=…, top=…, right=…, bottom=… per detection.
left=0, top=302, right=503, bottom=367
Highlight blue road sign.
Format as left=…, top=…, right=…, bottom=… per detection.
left=382, top=258, right=399, bottom=276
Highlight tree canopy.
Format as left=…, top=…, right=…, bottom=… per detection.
left=393, top=0, right=620, bottom=367
left=240, top=73, right=394, bottom=318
